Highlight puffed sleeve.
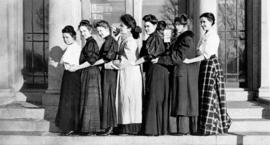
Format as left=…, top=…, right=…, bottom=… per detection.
left=139, top=40, right=148, bottom=58
left=179, top=35, right=195, bottom=59
left=158, top=34, right=195, bottom=66
left=100, top=36, right=118, bottom=62
left=146, top=33, right=166, bottom=58
left=84, top=39, right=100, bottom=65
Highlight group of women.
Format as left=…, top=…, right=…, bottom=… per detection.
left=51, top=12, right=231, bottom=136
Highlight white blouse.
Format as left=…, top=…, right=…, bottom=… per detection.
left=61, top=42, right=81, bottom=66
left=197, top=28, right=220, bottom=59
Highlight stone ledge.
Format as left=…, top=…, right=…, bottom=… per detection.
left=0, top=133, right=269, bottom=145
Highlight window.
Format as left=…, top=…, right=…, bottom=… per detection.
left=23, top=0, right=49, bottom=89
left=218, top=0, right=246, bottom=87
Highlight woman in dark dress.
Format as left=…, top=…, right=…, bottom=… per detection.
left=153, top=14, right=199, bottom=135
left=70, top=20, right=102, bottom=135
left=95, top=20, right=118, bottom=135
left=136, top=14, right=169, bottom=136
left=183, top=12, right=231, bottom=135
left=53, top=26, right=81, bottom=135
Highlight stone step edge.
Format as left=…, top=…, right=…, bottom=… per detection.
left=0, top=133, right=270, bottom=145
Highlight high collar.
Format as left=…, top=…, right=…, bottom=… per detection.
left=86, top=36, right=93, bottom=41
left=104, top=35, right=111, bottom=40
left=204, top=27, right=216, bottom=36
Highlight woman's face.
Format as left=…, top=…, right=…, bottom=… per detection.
left=200, top=17, right=213, bottom=32
left=97, top=26, right=110, bottom=38
left=119, top=21, right=130, bottom=34
left=79, top=26, right=91, bottom=39
left=175, top=22, right=184, bottom=33
left=62, top=33, right=74, bottom=45
left=144, top=21, right=157, bottom=35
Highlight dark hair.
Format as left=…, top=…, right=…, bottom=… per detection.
left=95, top=20, right=111, bottom=34
left=78, top=20, right=93, bottom=31
left=157, top=20, right=167, bottom=31
left=174, top=14, right=189, bottom=26
left=200, top=12, right=215, bottom=25
left=62, top=25, right=76, bottom=39
left=120, top=14, right=142, bottom=39
left=142, top=14, right=158, bottom=25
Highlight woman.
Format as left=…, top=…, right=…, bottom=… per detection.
left=153, top=14, right=199, bottom=135
left=157, top=20, right=170, bottom=50
left=183, top=12, right=231, bottom=135
left=70, top=20, right=101, bottom=135
left=136, top=14, right=169, bottom=136
left=111, top=14, right=143, bottom=135
left=53, top=25, right=81, bottom=135
left=95, top=20, right=118, bottom=135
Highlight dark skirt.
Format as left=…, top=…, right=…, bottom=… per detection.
left=143, top=63, right=170, bottom=135
left=100, top=69, right=118, bottom=129
left=171, top=73, right=199, bottom=117
left=79, top=66, right=102, bottom=133
left=176, top=116, right=197, bottom=134
left=55, top=70, right=81, bottom=132
left=198, top=55, right=231, bottom=135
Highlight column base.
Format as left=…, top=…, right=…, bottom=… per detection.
left=258, top=87, right=270, bottom=98
left=0, top=89, right=26, bottom=106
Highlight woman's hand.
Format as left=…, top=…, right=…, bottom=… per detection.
left=113, top=60, right=121, bottom=68
left=49, top=58, right=58, bottom=68
left=135, top=57, right=145, bottom=65
left=183, top=58, right=190, bottom=64
left=151, top=58, right=159, bottom=64
left=68, top=65, right=79, bottom=72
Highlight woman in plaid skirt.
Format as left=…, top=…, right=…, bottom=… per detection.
left=183, top=12, right=231, bottom=135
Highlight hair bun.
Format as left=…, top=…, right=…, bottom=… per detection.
left=134, top=26, right=142, bottom=33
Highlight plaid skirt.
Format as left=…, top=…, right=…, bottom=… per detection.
left=198, top=55, right=232, bottom=135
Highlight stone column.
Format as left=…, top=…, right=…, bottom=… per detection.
left=259, top=0, right=270, bottom=98
left=0, top=0, right=24, bottom=105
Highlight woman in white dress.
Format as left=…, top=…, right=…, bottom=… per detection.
left=110, top=14, right=143, bottom=135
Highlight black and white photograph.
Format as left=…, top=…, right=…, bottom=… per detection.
left=0, top=0, right=269, bottom=145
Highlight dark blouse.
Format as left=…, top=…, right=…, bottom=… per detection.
left=158, top=30, right=195, bottom=65
left=99, top=35, right=118, bottom=62
left=79, top=37, right=100, bottom=65
left=140, top=31, right=166, bottom=61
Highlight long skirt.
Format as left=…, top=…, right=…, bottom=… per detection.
left=198, top=55, right=232, bottom=135
left=55, top=70, right=81, bottom=132
left=79, top=67, right=102, bottom=133
left=116, top=65, right=143, bottom=134
left=143, top=63, right=169, bottom=135
left=100, top=69, right=118, bottom=129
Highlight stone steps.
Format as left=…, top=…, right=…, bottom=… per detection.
left=227, top=101, right=270, bottom=119
left=226, top=88, right=250, bottom=101
left=230, top=119, right=270, bottom=132
left=0, top=104, right=45, bottom=120
left=0, top=133, right=269, bottom=145
left=227, top=101, right=270, bottom=133
left=0, top=119, right=49, bottom=132
left=0, top=101, right=49, bottom=132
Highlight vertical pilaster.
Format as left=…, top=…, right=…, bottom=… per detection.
left=259, top=0, right=270, bottom=98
